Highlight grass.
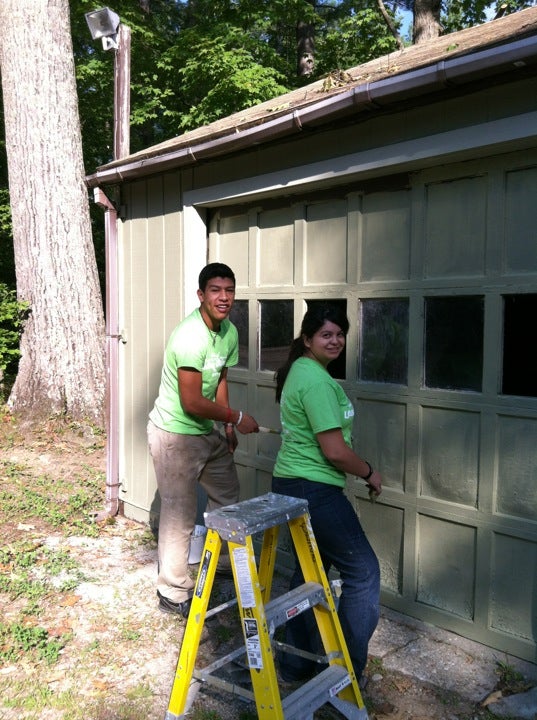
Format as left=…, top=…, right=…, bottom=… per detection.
left=0, top=452, right=104, bottom=676
left=0, top=412, right=116, bottom=718
left=0, top=460, right=104, bottom=537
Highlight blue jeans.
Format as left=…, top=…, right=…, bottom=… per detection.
left=272, top=476, right=380, bottom=682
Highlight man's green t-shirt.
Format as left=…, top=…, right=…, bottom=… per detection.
left=149, top=308, right=238, bottom=435
left=273, top=357, right=355, bottom=487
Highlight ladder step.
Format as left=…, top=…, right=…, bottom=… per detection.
left=265, top=581, right=327, bottom=631
left=204, top=492, right=309, bottom=544
left=281, top=664, right=351, bottom=719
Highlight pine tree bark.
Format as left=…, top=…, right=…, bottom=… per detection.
left=0, top=0, right=106, bottom=426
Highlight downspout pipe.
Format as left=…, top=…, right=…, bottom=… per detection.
left=93, top=187, right=121, bottom=520
left=86, top=34, right=537, bottom=188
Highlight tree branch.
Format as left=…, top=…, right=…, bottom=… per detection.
left=376, top=0, right=405, bottom=50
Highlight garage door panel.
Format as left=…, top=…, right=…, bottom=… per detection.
left=216, top=213, right=249, bottom=286
left=490, top=533, right=536, bottom=641
left=425, top=176, right=487, bottom=278
left=304, top=200, right=348, bottom=285
left=496, top=415, right=537, bottom=521
left=355, top=399, right=406, bottom=493
left=359, top=499, right=404, bottom=595
left=417, top=515, right=476, bottom=620
left=255, top=384, right=282, bottom=460
left=504, top=166, right=537, bottom=273
left=258, top=207, right=295, bottom=286
left=420, top=406, right=480, bottom=507
left=361, top=191, right=411, bottom=282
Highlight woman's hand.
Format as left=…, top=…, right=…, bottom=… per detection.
left=316, top=428, right=383, bottom=498
left=366, top=470, right=382, bottom=499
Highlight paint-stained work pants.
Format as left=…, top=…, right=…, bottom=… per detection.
left=148, top=420, right=239, bottom=604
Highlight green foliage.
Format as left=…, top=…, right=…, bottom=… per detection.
left=173, top=33, right=289, bottom=131
left=442, top=0, right=537, bottom=33
left=0, top=283, right=27, bottom=379
left=190, top=710, right=223, bottom=720
left=0, top=622, right=65, bottom=665
left=70, top=0, right=401, bottom=167
left=315, top=6, right=401, bottom=75
left=495, top=659, right=529, bottom=694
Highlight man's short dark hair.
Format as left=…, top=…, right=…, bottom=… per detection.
left=198, top=263, right=236, bottom=292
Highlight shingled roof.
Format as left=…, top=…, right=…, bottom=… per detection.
left=88, top=6, right=537, bottom=185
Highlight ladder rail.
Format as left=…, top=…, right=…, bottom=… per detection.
left=287, top=513, right=366, bottom=711
left=166, top=528, right=222, bottom=718
left=229, top=534, right=285, bottom=720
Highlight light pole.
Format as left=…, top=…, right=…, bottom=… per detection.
left=84, top=8, right=131, bottom=518
left=85, top=7, right=131, bottom=160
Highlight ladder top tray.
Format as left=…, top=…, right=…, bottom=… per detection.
left=204, top=492, right=309, bottom=544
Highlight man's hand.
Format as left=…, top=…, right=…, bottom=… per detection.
left=235, top=411, right=259, bottom=434
left=224, top=424, right=238, bottom=453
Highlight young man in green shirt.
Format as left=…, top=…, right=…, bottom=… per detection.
left=148, top=263, right=258, bottom=616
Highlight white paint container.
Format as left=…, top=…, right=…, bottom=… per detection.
left=188, top=524, right=207, bottom=564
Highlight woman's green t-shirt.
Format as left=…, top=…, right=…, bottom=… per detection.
left=273, top=357, right=355, bottom=487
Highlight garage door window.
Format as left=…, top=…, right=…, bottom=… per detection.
left=359, top=299, right=409, bottom=384
left=425, top=296, right=484, bottom=391
left=502, top=294, right=537, bottom=397
left=259, top=299, right=294, bottom=372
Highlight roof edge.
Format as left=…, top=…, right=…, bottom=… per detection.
left=86, top=31, right=537, bottom=189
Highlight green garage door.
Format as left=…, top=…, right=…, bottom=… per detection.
left=208, top=151, right=537, bottom=663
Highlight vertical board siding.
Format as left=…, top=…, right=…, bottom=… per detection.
left=119, top=173, right=182, bottom=522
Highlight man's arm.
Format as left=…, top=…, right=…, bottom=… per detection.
left=215, top=369, right=238, bottom=452
left=178, top=367, right=258, bottom=433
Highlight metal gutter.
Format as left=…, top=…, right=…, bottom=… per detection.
left=93, top=188, right=121, bottom=520
left=86, top=34, right=537, bottom=189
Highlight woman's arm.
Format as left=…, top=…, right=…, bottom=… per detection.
left=316, top=428, right=382, bottom=496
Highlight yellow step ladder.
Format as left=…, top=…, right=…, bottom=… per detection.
left=165, top=492, right=369, bottom=720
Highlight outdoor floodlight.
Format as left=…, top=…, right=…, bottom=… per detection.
left=85, top=7, right=120, bottom=50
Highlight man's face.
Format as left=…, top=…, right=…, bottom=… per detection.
left=197, top=276, right=236, bottom=329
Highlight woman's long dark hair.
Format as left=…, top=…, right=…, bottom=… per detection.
left=274, top=304, right=350, bottom=403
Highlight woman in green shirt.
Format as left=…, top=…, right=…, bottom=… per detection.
left=272, top=304, right=382, bottom=687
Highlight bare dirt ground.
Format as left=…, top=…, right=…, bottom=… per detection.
left=0, top=413, right=508, bottom=720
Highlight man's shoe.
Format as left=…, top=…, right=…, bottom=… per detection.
left=157, top=590, right=191, bottom=618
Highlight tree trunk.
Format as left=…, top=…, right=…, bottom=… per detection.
left=297, top=20, right=315, bottom=76
left=0, top=0, right=106, bottom=426
left=413, top=0, right=442, bottom=43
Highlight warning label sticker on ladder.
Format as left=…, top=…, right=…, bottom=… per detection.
left=232, top=547, right=256, bottom=608
left=243, top=618, right=263, bottom=669
left=286, top=598, right=311, bottom=620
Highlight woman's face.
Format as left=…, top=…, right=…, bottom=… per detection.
left=304, top=320, right=346, bottom=367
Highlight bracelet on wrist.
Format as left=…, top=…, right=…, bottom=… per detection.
left=236, top=410, right=243, bottom=426
left=362, top=461, right=373, bottom=480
